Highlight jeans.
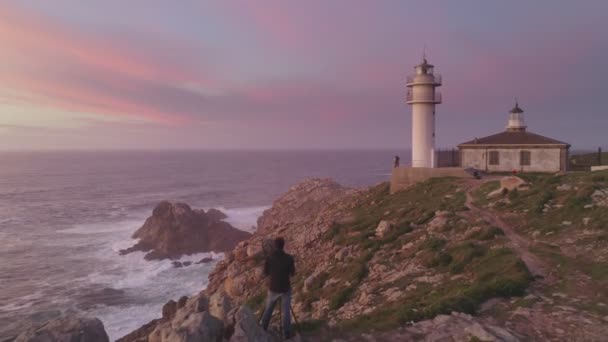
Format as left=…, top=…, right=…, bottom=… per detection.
left=261, top=290, right=291, bottom=337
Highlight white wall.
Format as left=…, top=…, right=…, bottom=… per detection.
left=461, top=147, right=562, bottom=172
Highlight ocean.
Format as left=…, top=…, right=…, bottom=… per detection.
left=0, top=150, right=404, bottom=340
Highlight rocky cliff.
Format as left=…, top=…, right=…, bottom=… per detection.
left=22, top=172, right=608, bottom=341
left=120, top=201, right=251, bottom=260
left=120, top=172, right=608, bottom=341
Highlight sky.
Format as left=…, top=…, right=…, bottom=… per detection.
left=1, top=0, right=607, bottom=150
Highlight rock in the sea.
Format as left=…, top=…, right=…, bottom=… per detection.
left=206, top=208, right=228, bottom=222
left=15, top=316, right=109, bottom=342
left=120, top=201, right=250, bottom=260
left=196, top=257, right=214, bottom=264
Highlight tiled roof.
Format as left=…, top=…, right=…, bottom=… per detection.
left=458, top=130, right=569, bottom=146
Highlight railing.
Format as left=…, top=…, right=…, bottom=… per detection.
left=406, top=90, right=442, bottom=103
left=569, top=148, right=608, bottom=171
left=435, top=148, right=461, bottom=168
left=406, top=74, right=442, bottom=85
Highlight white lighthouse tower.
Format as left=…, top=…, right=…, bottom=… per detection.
left=406, top=57, right=442, bottom=168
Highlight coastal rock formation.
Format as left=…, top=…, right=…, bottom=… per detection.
left=228, top=306, right=276, bottom=342
left=359, top=312, right=519, bottom=341
left=120, top=201, right=250, bottom=260
left=121, top=172, right=608, bottom=341
left=14, top=316, right=109, bottom=342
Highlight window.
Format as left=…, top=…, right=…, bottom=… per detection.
left=489, top=151, right=499, bottom=165
left=520, top=150, right=531, bottom=166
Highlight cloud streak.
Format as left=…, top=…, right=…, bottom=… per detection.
left=0, top=3, right=222, bottom=124
left=1, top=0, right=607, bottom=149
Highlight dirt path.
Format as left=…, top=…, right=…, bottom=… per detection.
left=461, top=179, right=556, bottom=285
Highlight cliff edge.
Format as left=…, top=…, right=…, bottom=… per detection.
left=121, top=172, right=608, bottom=341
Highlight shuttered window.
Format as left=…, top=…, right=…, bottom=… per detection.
left=489, top=151, right=499, bottom=165
left=520, top=151, right=531, bottom=166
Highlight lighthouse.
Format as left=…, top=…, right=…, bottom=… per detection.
left=406, top=58, right=442, bottom=168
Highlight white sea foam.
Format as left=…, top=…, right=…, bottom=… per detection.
left=56, top=216, right=146, bottom=235
left=89, top=302, right=162, bottom=341
left=59, top=204, right=261, bottom=340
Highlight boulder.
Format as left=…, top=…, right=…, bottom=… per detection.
left=591, top=189, right=608, bottom=207
left=229, top=306, right=275, bottom=342
left=402, top=312, right=519, bottom=341
left=162, top=300, right=177, bottom=320
left=488, top=176, right=528, bottom=198
left=209, top=290, right=233, bottom=322
left=427, top=211, right=449, bottom=231
left=148, top=311, right=223, bottom=342
left=375, top=220, right=393, bottom=238
left=15, top=316, right=109, bottom=342
left=120, top=201, right=251, bottom=260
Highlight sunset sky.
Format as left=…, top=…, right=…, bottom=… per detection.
left=1, top=0, right=607, bottom=150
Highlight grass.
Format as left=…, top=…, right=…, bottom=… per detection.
left=466, top=226, right=504, bottom=241
left=245, top=291, right=266, bottom=312
left=295, top=319, right=326, bottom=333
left=473, top=170, right=608, bottom=235
left=337, top=247, right=532, bottom=332
left=328, top=253, right=373, bottom=310
left=297, top=176, right=547, bottom=334
left=472, top=180, right=500, bottom=205
left=419, top=236, right=447, bottom=251
left=325, top=178, right=469, bottom=243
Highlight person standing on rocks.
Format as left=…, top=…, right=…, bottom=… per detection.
left=261, top=237, right=295, bottom=337
left=394, top=155, right=400, bottom=168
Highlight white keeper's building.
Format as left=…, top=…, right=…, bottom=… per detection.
left=458, top=103, right=570, bottom=173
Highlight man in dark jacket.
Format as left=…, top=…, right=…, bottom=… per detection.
left=261, top=237, right=295, bottom=337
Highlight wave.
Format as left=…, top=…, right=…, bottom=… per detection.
left=56, top=216, right=147, bottom=235
left=12, top=203, right=265, bottom=341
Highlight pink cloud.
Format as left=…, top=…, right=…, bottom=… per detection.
left=0, top=3, right=220, bottom=124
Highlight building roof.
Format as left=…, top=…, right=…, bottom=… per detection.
left=458, top=130, right=569, bottom=147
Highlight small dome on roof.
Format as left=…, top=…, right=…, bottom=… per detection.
left=510, top=101, right=524, bottom=113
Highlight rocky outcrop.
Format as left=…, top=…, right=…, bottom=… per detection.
left=375, top=220, right=392, bottom=238
left=591, top=188, right=608, bottom=207
left=256, top=178, right=355, bottom=250
left=14, top=316, right=109, bottom=342
left=368, top=312, right=519, bottom=342
left=120, top=179, right=354, bottom=342
left=228, top=307, right=276, bottom=342
left=120, top=202, right=250, bottom=260
left=488, top=176, right=529, bottom=198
